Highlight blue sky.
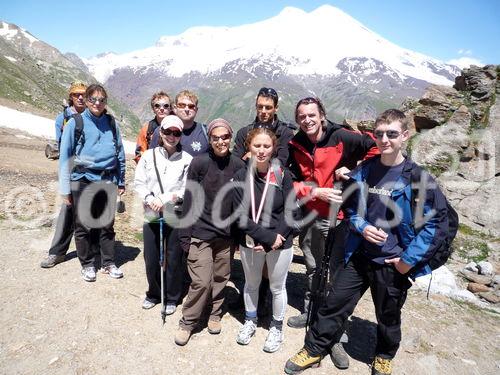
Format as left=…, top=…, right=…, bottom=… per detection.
left=2, top=0, right=499, bottom=66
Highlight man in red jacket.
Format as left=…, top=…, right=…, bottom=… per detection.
left=286, top=97, right=379, bottom=368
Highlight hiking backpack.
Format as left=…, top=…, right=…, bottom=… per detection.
left=45, top=108, right=78, bottom=160
left=410, top=168, right=459, bottom=271
left=146, top=119, right=159, bottom=148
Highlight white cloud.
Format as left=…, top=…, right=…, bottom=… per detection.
left=447, top=56, right=483, bottom=69
left=457, top=49, right=472, bottom=55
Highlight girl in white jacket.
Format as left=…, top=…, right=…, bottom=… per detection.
left=134, top=115, right=192, bottom=313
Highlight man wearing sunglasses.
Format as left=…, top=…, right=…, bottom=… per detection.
left=41, top=81, right=88, bottom=268
left=150, top=90, right=209, bottom=157
left=232, top=87, right=295, bottom=166
left=134, top=91, right=172, bottom=163
left=286, top=109, right=450, bottom=375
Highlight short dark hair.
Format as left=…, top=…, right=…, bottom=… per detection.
left=256, top=87, right=278, bottom=107
left=375, top=109, right=408, bottom=131
left=294, top=97, right=326, bottom=124
left=85, top=84, right=107, bottom=101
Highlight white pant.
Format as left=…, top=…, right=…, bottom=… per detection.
left=240, top=245, right=293, bottom=321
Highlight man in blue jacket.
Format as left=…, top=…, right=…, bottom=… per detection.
left=41, top=81, right=87, bottom=268
left=59, top=84, right=126, bottom=282
left=285, top=109, right=449, bottom=375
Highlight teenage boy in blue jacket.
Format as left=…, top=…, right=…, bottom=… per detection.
left=285, top=109, right=449, bottom=375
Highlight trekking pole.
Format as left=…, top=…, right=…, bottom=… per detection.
left=306, top=181, right=343, bottom=332
left=159, top=213, right=167, bottom=325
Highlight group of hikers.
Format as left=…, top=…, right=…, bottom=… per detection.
left=39, top=81, right=452, bottom=375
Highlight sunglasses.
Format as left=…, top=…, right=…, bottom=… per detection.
left=374, top=130, right=401, bottom=140
left=161, top=128, right=182, bottom=137
left=71, top=92, right=85, bottom=97
left=210, top=134, right=231, bottom=142
left=87, top=96, right=107, bottom=104
left=176, top=102, right=196, bottom=110
left=154, top=103, right=170, bottom=109
left=258, top=87, right=278, bottom=98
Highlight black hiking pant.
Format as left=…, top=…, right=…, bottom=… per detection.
left=143, top=222, right=185, bottom=305
left=48, top=203, right=74, bottom=257
left=49, top=202, right=100, bottom=258
left=305, top=251, right=412, bottom=359
left=71, top=179, right=117, bottom=269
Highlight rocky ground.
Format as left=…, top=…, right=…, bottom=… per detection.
left=0, top=127, right=499, bottom=375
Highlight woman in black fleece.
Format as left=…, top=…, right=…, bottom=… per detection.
left=175, top=118, right=244, bottom=346
left=233, top=128, right=300, bottom=353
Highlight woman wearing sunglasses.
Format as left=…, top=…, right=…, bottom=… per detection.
left=58, top=84, right=126, bottom=282
left=134, top=115, right=193, bottom=313
left=175, top=118, right=245, bottom=346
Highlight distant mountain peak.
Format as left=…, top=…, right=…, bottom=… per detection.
left=85, top=6, right=459, bottom=85
left=0, top=20, right=40, bottom=45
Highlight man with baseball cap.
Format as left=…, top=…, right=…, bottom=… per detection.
left=41, top=81, right=88, bottom=268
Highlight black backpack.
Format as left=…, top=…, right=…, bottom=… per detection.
left=146, top=119, right=159, bottom=148
left=410, top=168, right=459, bottom=271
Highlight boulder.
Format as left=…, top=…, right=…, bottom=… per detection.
left=454, top=65, right=497, bottom=101
left=467, top=282, right=490, bottom=293
left=413, top=85, right=462, bottom=131
left=459, top=269, right=493, bottom=285
left=477, top=261, right=494, bottom=276
left=490, top=275, right=500, bottom=290
left=478, top=291, right=500, bottom=304
left=464, top=261, right=479, bottom=273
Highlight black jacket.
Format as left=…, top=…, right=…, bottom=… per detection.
left=232, top=116, right=295, bottom=166
left=179, top=150, right=245, bottom=251
left=232, top=163, right=301, bottom=251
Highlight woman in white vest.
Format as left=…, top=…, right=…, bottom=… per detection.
left=134, top=115, right=192, bottom=314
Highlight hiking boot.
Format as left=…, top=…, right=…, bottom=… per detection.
left=371, top=356, right=392, bottom=375
left=284, top=348, right=321, bottom=374
left=81, top=267, right=96, bottom=282
left=330, top=343, right=349, bottom=369
left=102, top=264, right=123, bottom=279
left=40, top=254, right=65, bottom=268
left=142, top=299, right=156, bottom=310
left=174, top=327, right=191, bottom=346
left=165, top=304, right=176, bottom=315
left=287, top=313, right=308, bottom=329
left=207, top=320, right=221, bottom=334
left=236, top=320, right=257, bottom=345
left=263, top=326, right=284, bottom=353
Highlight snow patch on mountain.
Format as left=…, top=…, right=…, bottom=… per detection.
left=85, top=5, right=460, bottom=87
left=0, top=21, right=39, bottom=45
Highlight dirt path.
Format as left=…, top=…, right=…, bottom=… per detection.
left=0, top=127, right=498, bottom=375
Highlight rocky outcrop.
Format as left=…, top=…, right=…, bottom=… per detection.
left=405, top=65, right=500, bottom=237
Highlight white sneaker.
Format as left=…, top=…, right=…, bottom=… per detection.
left=81, top=267, right=96, bottom=282
left=236, top=320, right=257, bottom=345
left=142, top=299, right=156, bottom=310
left=102, top=264, right=123, bottom=279
left=263, top=326, right=284, bottom=353
left=165, top=304, right=176, bottom=315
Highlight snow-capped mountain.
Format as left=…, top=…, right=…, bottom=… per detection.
left=86, top=6, right=458, bottom=84
left=84, top=5, right=461, bottom=124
